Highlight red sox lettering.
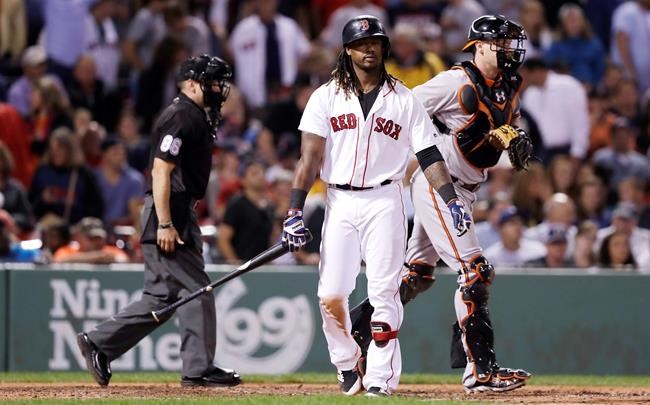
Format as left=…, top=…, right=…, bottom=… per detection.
left=330, top=114, right=401, bottom=140
left=330, top=114, right=358, bottom=132
left=374, top=117, right=402, bottom=140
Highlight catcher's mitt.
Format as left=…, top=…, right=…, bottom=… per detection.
left=508, top=129, right=533, bottom=171
left=487, top=124, right=519, bottom=150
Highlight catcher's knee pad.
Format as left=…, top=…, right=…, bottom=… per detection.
left=350, top=298, right=374, bottom=356
left=370, top=321, right=398, bottom=348
left=399, top=261, right=435, bottom=305
left=461, top=256, right=495, bottom=307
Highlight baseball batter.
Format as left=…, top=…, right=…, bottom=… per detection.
left=281, top=16, right=471, bottom=397
left=349, top=15, right=534, bottom=393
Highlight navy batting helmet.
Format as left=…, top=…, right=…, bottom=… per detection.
left=341, top=15, right=390, bottom=54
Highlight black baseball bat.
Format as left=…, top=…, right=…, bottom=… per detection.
left=151, top=230, right=312, bottom=323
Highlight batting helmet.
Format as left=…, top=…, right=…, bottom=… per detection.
left=462, top=15, right=526, bottom=74
left=341, top=15, right=390, bottom=55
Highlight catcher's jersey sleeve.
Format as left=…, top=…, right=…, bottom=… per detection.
left=412, top=70, right=466, bottom=120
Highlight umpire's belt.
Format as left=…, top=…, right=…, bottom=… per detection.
left=329, top=179, right=392, bottom=191
left=451, top=176, right=480, bottom=193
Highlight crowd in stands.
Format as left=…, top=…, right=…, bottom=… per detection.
left=0, top=0, right=648, bottom=271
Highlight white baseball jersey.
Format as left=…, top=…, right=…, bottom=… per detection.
left=300, top=79, right=439, bottom=394
left=412, top=69, right=520, bottom=185
left=299, top=80, right=441, bottom=187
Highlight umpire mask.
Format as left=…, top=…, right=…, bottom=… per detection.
left=463, top=15, right=527, bottom=76
left=179, top=55, right=232, bottom=128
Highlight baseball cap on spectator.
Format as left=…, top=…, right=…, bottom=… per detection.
left=100, top=137, right=123, bottom=152
left=545, top=224, right=568, bottom=244
left=612, top=202, right=639, bottom=220
left=78, top=217, right=107, bottom=239
left=498, top=206, right=524, bottom=226
left=21, top=46, right=47, bottom=67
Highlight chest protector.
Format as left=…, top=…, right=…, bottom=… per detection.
left=449, top=61, right=522, bottom=169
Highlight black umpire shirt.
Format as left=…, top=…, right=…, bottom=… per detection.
left=141, top=92, right=214, bottom=246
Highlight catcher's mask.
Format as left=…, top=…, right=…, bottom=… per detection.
left=179, top=55, right=232, bottom=127
left=342, top=15, right=391, bottom=59
left=463, top=15, right=527, bottom=75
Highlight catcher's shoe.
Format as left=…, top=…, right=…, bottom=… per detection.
left=462, top=372, right=526, bottom=393
left=77, top=333, right=112, bottom=387
left=365, top=386, right=390, bottom=397
left=492, top=364, right=532, bottom=381
left=337, top=367, right=362, bottom=395
left=181, top=366, right=242, bottom=387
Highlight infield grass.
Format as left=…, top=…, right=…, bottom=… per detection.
left=1, top=372, right=650, bottom=386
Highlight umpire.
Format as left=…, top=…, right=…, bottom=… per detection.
left=77, top=55, right=241, bottom=388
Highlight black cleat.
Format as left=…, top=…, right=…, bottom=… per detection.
left=76, top=333, right=112, bottom=387
left=181, top=366, right=242, bottom=387
left=337, top=367, right=362, bottom=395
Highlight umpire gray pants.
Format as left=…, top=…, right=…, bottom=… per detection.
left=88, top=210, right=216, bottom=378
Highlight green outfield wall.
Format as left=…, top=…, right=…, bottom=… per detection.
left=1, top=266, right=648, bottom=375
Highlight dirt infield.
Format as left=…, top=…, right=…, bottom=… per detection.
left=2, top=382, right=650, bottom=403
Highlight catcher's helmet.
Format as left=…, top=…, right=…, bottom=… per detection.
left=462, top=15, right=527, bottom=74
left=342, top=15, right=390, bottom=55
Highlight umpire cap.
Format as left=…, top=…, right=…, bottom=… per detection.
left=342, top=15, right=390, bottom=51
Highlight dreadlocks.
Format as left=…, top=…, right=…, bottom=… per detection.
left=328, top=47, right=397, bottom=99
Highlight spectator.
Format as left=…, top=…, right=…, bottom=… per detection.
left=217, top=160, right=273, bottom=264
left=0, top=142, right=35, bottom=234
left=42, top=0, right=90, bottom=83
left=525, top=193, right=578, bottom=247
left=547, top=154, right=576, bottom=195
left=65, top=54, right=121, bottom=132
left=387, top=0, right=441, bottom=30
left=215, top=85, right=259, bottom=156
left=0, top=103, right=37, bottom=187
left=518, top=0, right=552, bottom=58
left=385, top=22, right=446, bottom=89
left=520, top=58, right=590, bottom=163
left=28, top=76, right=73, bottom=156
left=53, top=216, right=129, bottom=263
left=526, top=224, right=572, bottom=268
left=206, top=147, right=241, bottom=224
left=136, top=36, right=188, bottom=133
left=40, top=217, right=72, bottom=263
left=0, top=220, right=41, bottom=263
left=596, top=202, right=650, bottom=269
left=80, top=121, right=107, bottom=168
left=439, top=0, right=486, bottom=62
left=610, top=0, right=650, bottom=94
left=593, top=118, right=650, bottom=191
left=163, top=1, right=211, bottom=56
left=617, top=176, right=650, bottom=229
left=598, top=231, right=636, bottom=270
left=94, top=138, right=144, bottom=227
left=609, top=79, right=641, bottom=124
left=573, top=220, right=598, bottom=268
left=8, top=45, right=68, bottom=118
left=511, top=162, right=553, bottom=224
left=484, top=207, right=547, bottom=267
left=0, top=0, right=27, bottom=64
left=584, top=0, right=622, bottom=53
left=320, top=0, right=388, bottom=51
left=474, top=192, right=512, bottom=250
left=257, top=76, right=316, bottom=165
left=28, top=128, right=104, bottom=224
left=575, top=178, right=610, bottom=228
left=115, top=109, right=150, bottom=174
left=84, top=0, right=121, bottom=90
left=544, top=3, right=605, bottom=89
left=587, top=93, right=618, bottom=155
left=230, top=0, right=311, bottom=109
left=123, top=0, right=168, bottom=73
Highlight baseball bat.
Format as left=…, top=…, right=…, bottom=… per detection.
left=151, top=230, right=312, bottom=323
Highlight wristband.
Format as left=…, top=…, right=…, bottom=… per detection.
left=438, top=183, right=458, bottom=205
left=158, top=222, right=174, bottom=229
left=289, top=188, right=308, bottom=211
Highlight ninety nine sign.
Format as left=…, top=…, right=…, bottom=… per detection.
left=9, top=270, right=316, bottom=373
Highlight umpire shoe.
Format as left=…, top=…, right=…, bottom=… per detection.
left=337, top=367, right=362, bottom=395
left=181, top=366, right=242, bottom=387
left=365, top=386, right=390, bottom=397
left=76, top=333, right=112, bottom=387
